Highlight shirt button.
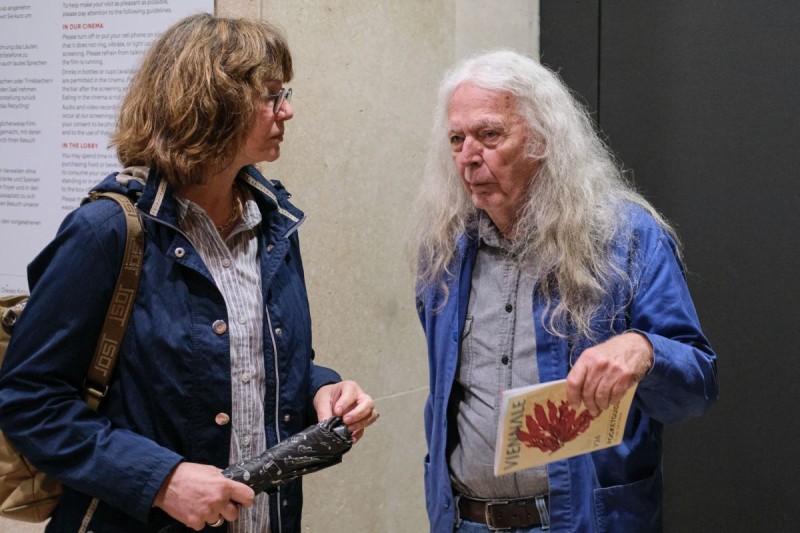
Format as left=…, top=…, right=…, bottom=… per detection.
left=501, top=355, right=509, bottom=365
left=505, top=304, right=513, bottom=313
left=242, top=435, right=251, bottom=445
left=174, top=247, right=185, bottom=258
left=274, top=327, right=282, bottom=336
left=283, top=413, right=291, bottom=423
left=222, top=258, right=231, bottom=268
left=241, top=372, right=251, bottom=383
left=238, top=316, right=247, bottom=325
left=215, top=413, right=230, bottom=425
left=212, top=320, right=227, bottom=334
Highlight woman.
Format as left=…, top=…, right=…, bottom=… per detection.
left=0, top=13, right=377, bottom=532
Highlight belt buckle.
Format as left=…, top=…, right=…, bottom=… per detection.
left=485, top=500, right=511, bottom=531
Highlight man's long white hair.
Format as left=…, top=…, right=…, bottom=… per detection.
left=412, top=50, right=676, bottom=340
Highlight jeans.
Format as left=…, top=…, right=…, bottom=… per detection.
left=455, top=519, right=547, bottom=532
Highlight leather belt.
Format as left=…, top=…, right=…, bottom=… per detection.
left=457, top=494, right=544, bottom=530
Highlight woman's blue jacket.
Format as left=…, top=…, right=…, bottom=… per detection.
left=0, top=166, right=339, bottom=532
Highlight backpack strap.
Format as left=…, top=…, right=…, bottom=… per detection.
left=80, top=192, right=144, bottom=410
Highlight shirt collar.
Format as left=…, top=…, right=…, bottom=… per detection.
left=174, top=179, right=262, bottom=236
left=477, top=211, right=513, bottom=251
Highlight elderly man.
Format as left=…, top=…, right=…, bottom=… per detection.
left=412, top=50, right=717, bottom=532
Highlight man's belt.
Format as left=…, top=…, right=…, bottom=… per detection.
left=457, top=494, right=545, bottom=530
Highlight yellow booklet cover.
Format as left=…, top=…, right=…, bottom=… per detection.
left=494, top=379, right=637, bottom=476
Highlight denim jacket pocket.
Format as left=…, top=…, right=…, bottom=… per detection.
left=592, top=469, right=662, bottom=533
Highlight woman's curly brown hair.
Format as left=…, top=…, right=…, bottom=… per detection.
left=110, top=13, right=293, bottom=187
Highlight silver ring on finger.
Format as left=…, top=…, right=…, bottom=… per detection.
left=209, top=516, right=225, bottom=527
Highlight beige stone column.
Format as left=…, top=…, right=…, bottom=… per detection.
left=252, top=1, right=452, bottom=530
left=456, top=0, right=539, bottom=60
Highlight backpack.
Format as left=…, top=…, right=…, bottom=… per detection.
left=0, top=192, right=143, bottom=522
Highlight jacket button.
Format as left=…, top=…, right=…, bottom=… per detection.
left=282, top=498, right=288, bottom=507
left=215, top=413, right=230, bottom=425
left=266, top=244, right=274, bottom=252
left=283, top=413, right=291, bottom=423
left=274, top=327, right=282, bottom=336
left=213, top=320, right=227, bottom=334
left=174, top=247, right=185, bottom=258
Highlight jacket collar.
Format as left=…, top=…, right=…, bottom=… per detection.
left=128, top=165, right=304, bottom=238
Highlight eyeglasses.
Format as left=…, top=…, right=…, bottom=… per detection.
left=264, top=87, right=292, bottom=114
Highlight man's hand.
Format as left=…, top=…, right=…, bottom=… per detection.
left=313, top=380, right=379, bottom=443
left=566, top=332, right=653, bottom=416
left=153, top=462, right=255, bottom=531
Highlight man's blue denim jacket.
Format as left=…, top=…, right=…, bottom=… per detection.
left=417, top=205, right=718, bottom=532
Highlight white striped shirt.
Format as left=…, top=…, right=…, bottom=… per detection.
left=176, top=183, right=271, bottom=533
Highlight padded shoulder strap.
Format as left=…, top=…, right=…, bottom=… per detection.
left=81, top=192, right=144, bottom=410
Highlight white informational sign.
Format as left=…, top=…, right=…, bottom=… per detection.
left=0, top=0, right=213, bottom=293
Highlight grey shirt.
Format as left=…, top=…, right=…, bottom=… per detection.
left=449, top=213, right=549, bottom=499
left=177, top=184, right=270, bottom=532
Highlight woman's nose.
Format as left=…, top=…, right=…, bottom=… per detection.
left=277, top=99, right=294, bottom=120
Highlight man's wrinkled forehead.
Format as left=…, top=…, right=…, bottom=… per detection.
left=447, top=91, right=524, bottom=133
left=449, top=83, right=521, bottom=114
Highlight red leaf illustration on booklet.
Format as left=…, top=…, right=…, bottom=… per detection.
left=495, top=379, right=636, bottom=475
left=515, top=399, right=595, bottom=453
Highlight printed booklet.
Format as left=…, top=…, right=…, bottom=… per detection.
left=494, top=379, right=637, bottom=476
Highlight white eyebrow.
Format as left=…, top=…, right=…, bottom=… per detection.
left=473, top=119, right=508, bottom=132
left=449, top=119, right=508, bottom=135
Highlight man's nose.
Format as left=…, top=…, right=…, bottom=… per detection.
left=458, top=137, right=483, bottom=168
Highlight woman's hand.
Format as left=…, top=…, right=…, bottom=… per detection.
left=313, top=380, right=379, bottom=443
left=153, top=462, right=254, bottom=531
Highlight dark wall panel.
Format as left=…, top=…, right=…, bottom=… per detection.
left=543, top=2, right=800, bottom=531
left=539, top=0, right=599, bottom=113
